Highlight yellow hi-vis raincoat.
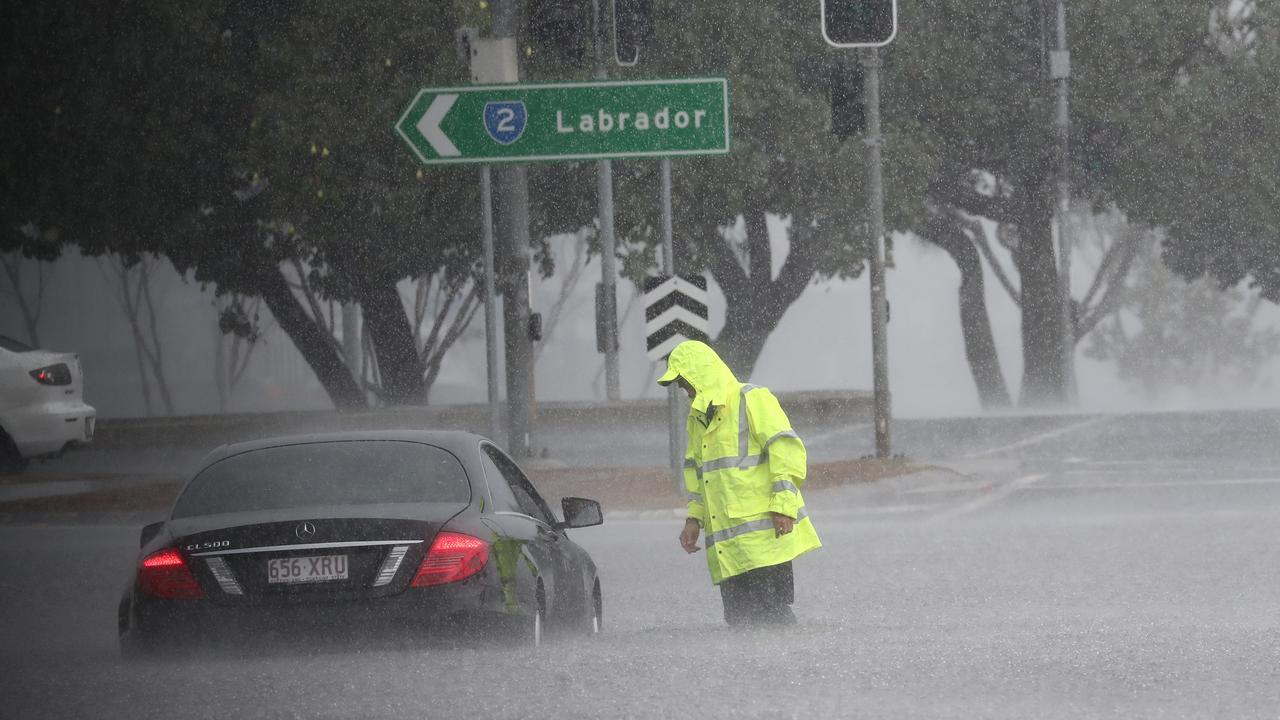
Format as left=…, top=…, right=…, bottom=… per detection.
left=658, top=340, right=821, bottom=584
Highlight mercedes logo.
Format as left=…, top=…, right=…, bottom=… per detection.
left=295, top=522, right=316, bottom=540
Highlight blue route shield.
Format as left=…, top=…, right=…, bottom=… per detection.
left=483, top=101, right=528, bottom=145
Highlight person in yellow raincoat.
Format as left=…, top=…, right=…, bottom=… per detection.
left=658, top=340, right=821, bottom=625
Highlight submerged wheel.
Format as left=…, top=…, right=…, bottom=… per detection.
left=511, top=581, right=545, bottom=648
left=587, top=579, right=602, bottom=636
left=0, top=430, right=28, bottom=476
left=119, top=627, right=162, bottom=661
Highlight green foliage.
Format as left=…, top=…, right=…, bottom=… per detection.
left=1086, top=237, right=1280, bottom=398
left=1125, top=10, right=1280, bottom=300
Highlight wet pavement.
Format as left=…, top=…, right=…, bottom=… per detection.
left=3, top=410, right=1279, bottom=718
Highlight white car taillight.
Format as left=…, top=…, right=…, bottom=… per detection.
left=29, top=363, right=72, bottom=386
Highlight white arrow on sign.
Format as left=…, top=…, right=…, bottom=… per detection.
left=416, top=94, right=461, bottom=157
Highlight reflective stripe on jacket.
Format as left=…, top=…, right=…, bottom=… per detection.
left=666, top=341, right=821, bottom=584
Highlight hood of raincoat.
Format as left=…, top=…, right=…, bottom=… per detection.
left=657, top=340, right=740, bottom=415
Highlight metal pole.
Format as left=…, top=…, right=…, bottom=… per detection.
left=594, top=0, right=621, bottom=401
left=660, top=157, right=682, bottom=473
left=861, top=48, right=891, bottom=459
left=480, top=166, right=501, bottom=442
left=341, top=304, right=362, bottom=387
left=1053, top=0, right=1076, bottom=403
left=492, top=0, right=534, bottom=456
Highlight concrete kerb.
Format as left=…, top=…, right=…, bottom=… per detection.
left=88, top=390, right=874, bottom=451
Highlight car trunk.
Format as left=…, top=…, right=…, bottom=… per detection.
left=168, top=504, right=464, bottom=604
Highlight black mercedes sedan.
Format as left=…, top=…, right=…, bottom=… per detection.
left=117, top=431, right=604, bottom=655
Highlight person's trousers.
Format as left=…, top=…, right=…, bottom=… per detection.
left=719, top=561, right=796, bottom=626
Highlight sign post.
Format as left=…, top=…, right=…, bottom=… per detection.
left=660, top=157, right=682, bottom=472
left=395, top=78, right=730, bottom=165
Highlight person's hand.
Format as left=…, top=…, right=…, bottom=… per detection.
left=771, top=512, right=794, bottom=537
left=679, top=518, right=702, bottom=553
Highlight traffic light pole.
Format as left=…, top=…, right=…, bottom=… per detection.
left=593, top=0, right=622, bottom=401
left=1051, top=0, right=1076, bottom=403
left=861, top=47, right=892, bottom=459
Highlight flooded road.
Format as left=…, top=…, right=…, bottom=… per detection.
left=3, top=410, right=1279, bottom=718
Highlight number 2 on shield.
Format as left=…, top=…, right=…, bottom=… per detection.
left=495, top=108, right=516, bottom=133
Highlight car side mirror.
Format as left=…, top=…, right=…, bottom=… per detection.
left=559, top=497, right=603, bottom=529
left=139, top=520, right=165, bottom=548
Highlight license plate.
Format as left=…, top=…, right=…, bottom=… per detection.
left=267, top=555, right=349, bottom=584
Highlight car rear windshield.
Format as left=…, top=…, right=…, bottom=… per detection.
left=172, top=441, right=470, bottom=518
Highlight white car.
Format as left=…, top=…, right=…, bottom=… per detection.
left=0, top=335, right=96, bottom=474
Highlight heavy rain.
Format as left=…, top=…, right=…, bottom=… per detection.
left=3, top=1, right=1280, bottom=718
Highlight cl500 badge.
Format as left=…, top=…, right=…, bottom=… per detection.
left=184, top=540, right=230, bottom=551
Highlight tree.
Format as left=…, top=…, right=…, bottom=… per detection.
left=99, top=254, right=176, bottom=416
left=3, top=1, right=487, bottom=408
left=0, top=240, right=56, bottom=347
left=1121, top=5, right=1280, bottom=303
left=929, top=203, right=1143, bottom=410
left=212, top=294, right=268, bottom=413
left=889, top=0, right=1272, bottom=407
left=1086, top=231, right=1280, bottom=400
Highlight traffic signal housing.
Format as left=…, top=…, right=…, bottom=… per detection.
left=528, top=0, right=589, bottom=66
left=613, top=0, right=654, bottom=66
left=830, top=55, right=865, bottom=139
left=821, top=0, right=897, bottom=48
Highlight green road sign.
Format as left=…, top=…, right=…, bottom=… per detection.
left=394, top=78, right=729, bottom=165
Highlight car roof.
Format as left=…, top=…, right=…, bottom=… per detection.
left=200, top=430, right=490, bottom=467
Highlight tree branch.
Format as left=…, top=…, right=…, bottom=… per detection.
left=929, top=175, right=1019, bottom=225
left=703, top=225, right=748, bottom=301
left=1075, top=232, right=1142, bottom=341
left=971, top=228, right=1022, bottom=307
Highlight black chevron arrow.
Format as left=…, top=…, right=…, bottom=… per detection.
left=644, top=291, right=708, bottom=322
left=646, top=320, right=710, bottom=351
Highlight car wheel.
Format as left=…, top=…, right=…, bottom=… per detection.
left=532, top=605, right=543, bottom=647
left=531, top=581, right=546, bottom=647
left=0, top=430, right=28, bottom=476
left=507, top=582, right=545, bottom=647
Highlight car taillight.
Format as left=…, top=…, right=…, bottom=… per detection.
left=29, top=363, right=72, bottom=386
left=139, top=548, right=204, bottom=600
left=411, top=532, right=489, bottom=588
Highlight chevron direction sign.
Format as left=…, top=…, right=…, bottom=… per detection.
left=395, top=78, right=730, bottom=165
left=644, top=274, right=710, bottom=360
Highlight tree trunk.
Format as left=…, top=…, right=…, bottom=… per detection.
left=706, top=212, right=817, bottom=380
left=925, top=212, right=1012, bottom=409
left=360, top=282, right=426, bottom=405
left=1013, top=179, right=1067, bottom=407
left=715, top=298, right=780, bottom=379
left=258, top=268, right=365, bottom=409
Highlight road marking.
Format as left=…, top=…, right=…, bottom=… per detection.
left=926, top=473, right=1047, bottom=523
left=1031, top=477, right=1280, bottom=490
left=815, top=504, right=939, bottom=517
left=899, top=480, right=997, bottom=495
left=963, top=415, right=1111, bottom=459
